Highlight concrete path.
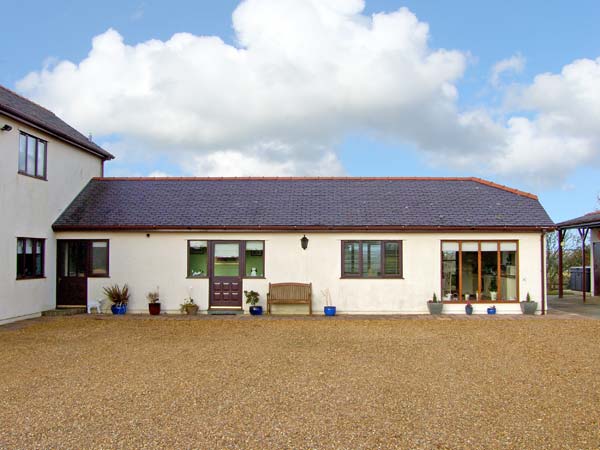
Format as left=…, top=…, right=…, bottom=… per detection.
left=548, top=294, right=600, bottom=319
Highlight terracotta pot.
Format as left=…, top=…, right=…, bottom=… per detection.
left=148, top=303, right=161, bottom=315
left=185, top=304, right=199, bottom=315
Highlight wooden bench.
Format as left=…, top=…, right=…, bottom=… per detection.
left=267, top=282, right=312, bottom=315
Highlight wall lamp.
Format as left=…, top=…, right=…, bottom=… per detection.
left=1, top=124, right=13, bottom=132
left=300, top=234, right=309, bottom=250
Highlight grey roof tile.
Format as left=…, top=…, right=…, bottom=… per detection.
left=53, top=177, right=555, bottom=230
left=0, top=85, right=113, bottom=160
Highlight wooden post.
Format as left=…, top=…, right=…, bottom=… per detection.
left=579, top=228, right=589, bottom=303
left=558, top=229, right=564, bottom=299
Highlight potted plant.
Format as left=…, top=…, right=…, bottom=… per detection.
left=427, top=293, right=443, bottom=314
left=520, top=292, right=538, bottom=315
left=465, top=300, right=473, bottom=315
left=103, top=284, right=130, bottom=315
left=322, top=289, right=336, bottom=316
left=244, top=290, right=262, bottom=315
left=147, top=288, right=160, bottom=315
left=180, top=297, right=199, bottom=315
left=487, top=305, right=497, bottom=315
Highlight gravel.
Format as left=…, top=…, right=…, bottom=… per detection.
left=1, top=315, right=599, bottom=449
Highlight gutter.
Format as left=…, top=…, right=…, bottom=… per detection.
left=52, top=224, right=555, bottom=233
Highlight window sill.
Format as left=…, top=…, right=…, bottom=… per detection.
left=187, top=276, right=208, bottom=279
left=243, top=276, right=266, bottom=280
left=340, top=276, right=404, bottom=280
left=18, top=171, right=47, bottom=181
left=441, top=300, right=520, bottom=304
left=88, top=275, right=110, bottom=278
left=16, top=276, right=46, bottom=281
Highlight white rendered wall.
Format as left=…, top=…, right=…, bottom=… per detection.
left=0, top=113, right=103, bottom=324
left=55, top=230, right=546, bottom=315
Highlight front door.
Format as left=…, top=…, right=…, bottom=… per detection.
left=57, top=240, right=88, bottom=307
left=594, top=242, right=600, bottom=296
left=210, top=242, right=242, bottom=308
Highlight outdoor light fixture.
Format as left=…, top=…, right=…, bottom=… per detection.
left=1, top=124, right=12, bottom=132
left=300, top=235, right=309, bottom=250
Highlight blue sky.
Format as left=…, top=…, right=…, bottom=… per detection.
left=3, top=0, right=600, bottom=222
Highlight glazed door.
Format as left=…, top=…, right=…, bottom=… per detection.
left=594, top=242, right=600, bottom=296
left=210, top=242, right=242, bottom=308
left=57, top=240, right=88, bottom=307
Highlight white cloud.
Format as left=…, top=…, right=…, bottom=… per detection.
left=16, top=0, right=467, bottom=176
left=490, top=54, right=525, bottom=87
left=15, top=0, right=600, bottom=184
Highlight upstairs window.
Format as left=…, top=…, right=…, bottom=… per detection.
left=19, top=132, right=47, bottom=179
left=17, top=238, right=45, bottom=279
left=342, top=240, right=403, bottom=278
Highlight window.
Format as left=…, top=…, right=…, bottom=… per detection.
left=188, top=241, right=208, bottom=277
left=16, top=238, right=45, bottom=279
left=57, top=240, right=110, bottom=278
left=244, top=241, right=264, bottom=277
left=187, top=240, right=266, bottom=278
left=19, top=132, right=47, bottom=179
left=441, top=241, right=518, bottom=302
left=342, top=240, right=402, bottom=278
left=90, top=241, right=109, bottom=277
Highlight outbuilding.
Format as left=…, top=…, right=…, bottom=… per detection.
left=52, top=177, right=554, bottom=315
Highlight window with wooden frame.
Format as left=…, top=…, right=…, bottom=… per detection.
left=342, top=240, right=403, bottom=278
left=188, top=241, right=208, bottom=277
left=16, top=238, right=45, bottom=279
left=89, top=241, right=109, bottom=277
left=244, top=241, right=264, bottom=277
left=187, top=240, right=266, bottom=278
left=441, top=240, right=518, bottom=303
left=18, top=132, right=47, bottom=179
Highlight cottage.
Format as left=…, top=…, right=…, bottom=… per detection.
left=1, top=85, right=555, bottom=320
left=0, top=85, right=113, bottom=324
left=52, top=177, right=554, bottom=315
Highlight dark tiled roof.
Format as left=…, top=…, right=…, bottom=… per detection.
left=556, top=211, right=600, bottom=229
left=0, top=85, right=113, bottom=160
left=53, top=177, right=554, bottom=231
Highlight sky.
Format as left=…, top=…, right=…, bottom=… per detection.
left=3, top=0, right=600, bottom=222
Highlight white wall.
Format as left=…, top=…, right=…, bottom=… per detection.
left=55, top=230, right=546, bottom=315
left=0, top=113, right=103, bottom=324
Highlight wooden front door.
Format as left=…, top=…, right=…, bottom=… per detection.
left=594, top=242, right=600, bottom=296
left=210, top=242, right=242, bottom=308
left=57, top=240, right=88, bottom=307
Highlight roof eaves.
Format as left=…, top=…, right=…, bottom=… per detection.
left=0, top=103, right=114, bottom=161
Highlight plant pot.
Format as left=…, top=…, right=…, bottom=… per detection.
left=324, top=306, right=336, bottom=316
left=427, top=302, right=443, bottom=315
left=465, top=305, right=473, bottom=315
left=148, top=303, right=161, bottom=315
left=111, top=304, right=127, bottom=315
left=487, top=306, right=496, bottom=315
left=520, top=301, right=537, bottom=315
left=185, top=304, right=199, bottom=315
left=249, top=305, right=263, bottom=316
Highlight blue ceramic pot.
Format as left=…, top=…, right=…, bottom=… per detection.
left=111, top=304, right=127, bottom=315
left=249, top=305, right=263, bottom=316
left=465, top=305, right=473, bottom=315
left=324, top=306, right=336, bottom=316
left=487, top=306, right=496, bottom=315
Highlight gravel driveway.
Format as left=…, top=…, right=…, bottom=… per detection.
left=1, top=315, right=599, bottom=449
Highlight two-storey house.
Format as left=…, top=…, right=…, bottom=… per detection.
left=0, top=86, right=113, bottom=324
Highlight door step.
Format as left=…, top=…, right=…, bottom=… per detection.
left=42, top=308, right=87, bottom=317
left=207, top=308, right=244, bottom=315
